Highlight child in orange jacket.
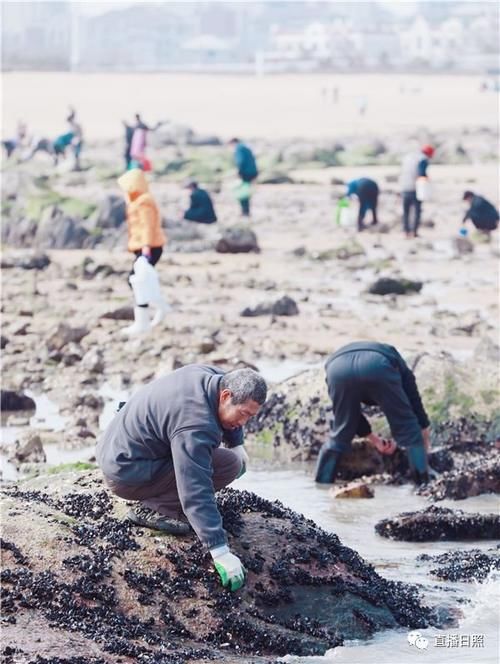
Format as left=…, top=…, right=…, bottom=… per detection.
left=117, top=169, right=169, bottom=335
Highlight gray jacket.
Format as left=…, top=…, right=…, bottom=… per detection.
left=399, top=151, right=428, bottom=192
left=96, top=364, right=243, bottom=549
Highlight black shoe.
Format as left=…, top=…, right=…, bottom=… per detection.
left=127, top=506, right=191, bottom=535
left=412, top=470, right=430, bottom=486
left=315, top=448, right=341, bottom=484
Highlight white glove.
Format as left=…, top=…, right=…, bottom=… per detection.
left=210, top=545, right=246, bottom=591
left=230, top=445, right=249, bottom=477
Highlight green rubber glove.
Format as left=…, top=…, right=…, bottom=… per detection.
left=211, top=545, right=246, bottom=591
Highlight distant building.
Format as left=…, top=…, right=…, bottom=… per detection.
left=79, top=5, right=190, bottom=70
left=401, top=16, right=498, bottom=71
left=351, top=29, right=401, bottom=69
left=181, top=35, right=235, bottom=66
left=2, top=2, right=71, bottom=69
left=1, top=1, right=498, bottom=73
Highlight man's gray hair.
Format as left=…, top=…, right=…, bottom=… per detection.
left=221, top=368, right=267, bottom=405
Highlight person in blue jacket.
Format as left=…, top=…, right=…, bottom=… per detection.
left=346, top=177, right=379, bottom=231
left=462, top=191, right=499, bottom=237
left=230, top=138, right=258, bottom=217
left=315, top=342, right=431, bottom=486
left=183, top=180, right=217, bottom=224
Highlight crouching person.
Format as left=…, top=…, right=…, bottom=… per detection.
left=315, top=341, right=431, bottom=486
left=97, top=365, right=267, bottom=591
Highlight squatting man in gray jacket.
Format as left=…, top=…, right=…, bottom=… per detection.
left=97, top=364, right=267, bottom=592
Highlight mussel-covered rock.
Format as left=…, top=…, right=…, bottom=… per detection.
left=375, top=506, right=500, bottom=542
left=1, top=471, right=441, bottom=661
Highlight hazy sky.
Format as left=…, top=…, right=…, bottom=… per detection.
left=72, top=0, right=419, bottom=17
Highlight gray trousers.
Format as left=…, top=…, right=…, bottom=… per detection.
left=104, top=447, right=241, bottom=520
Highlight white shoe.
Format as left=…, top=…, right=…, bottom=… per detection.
left=151, top=298, right=172, bottom=327
left=121, top=306, right=152, bottom=337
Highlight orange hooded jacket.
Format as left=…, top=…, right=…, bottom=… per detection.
left=117, top=169, right=166, bottom=252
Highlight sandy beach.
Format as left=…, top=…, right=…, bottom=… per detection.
left=2, top=72, right=498, bottom=140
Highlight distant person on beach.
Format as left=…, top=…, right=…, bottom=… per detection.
left=357, top=95, right=368, bottom=116
left=315, top=341, right=431, bottom=486
left=123, top=121, right=135, bottom=170
left=346, top=177, right=379, bottom=231
left=34, top=107, right=84, bottom=168
left=183, top=180, right=217, bottom=224
left=117, top=168, right=169, bottom=336
left=52, top=131, right=75, bottom=165
left=66, top=107, right=83, bottom=170
left=462, top=191, right=499, bottom=239
left=229, top=138, right=258, bottom=217
left=128, top=113, right=163, bottom=171
left=96, top=365, right=267, bottom=591
left=2, top=121, right=27, bottom=158
left=399, top=144, right=434, bottom=239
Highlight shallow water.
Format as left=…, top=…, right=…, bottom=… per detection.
left=238, top=465, right=500, bottom=664
left=1, top=387, right=499, bottom=662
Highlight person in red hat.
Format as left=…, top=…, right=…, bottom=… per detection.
left=399, top=144, right=435, bottom=238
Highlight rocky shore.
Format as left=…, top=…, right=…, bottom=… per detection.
left=2, top=122, right=499, bottom=660
left=1, top=470, right=449, bottom=662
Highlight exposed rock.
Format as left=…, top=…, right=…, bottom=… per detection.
left=336, top=441, right=386, bottom=479
left=375, top=506, right=500, bottom=542
left=36, top=206, right=90, bottom=249
left=414, top=354, right=499, bottom=423
left=81, top=348, right=105, bottom=374
left=0, top=473, right=442, bottom=660
left=1, top=390, right=36, bottom=412
left=452, top=236, right=474, bottom=255
left=73, top=393, right=105, bottom=410
left=86, top=194, right=126, bottom=230
left=259, top=172, right=294, bottom=185
left=313, top=240, right=365, bottom=261
left=245, top=278, right=277, bottom=290
left=8, top=434, right=46, bottom=464
left=151, top=122, right=195, bottom=146
left=199, top=338, right=217, bottom=354
left=188, top=134, right=222, bottom=146
left=331, top=482, right=374, bottom=499
left=1, top=335, right=9, bottom=349
left=82, top=256, right=121, bottom=279
left=11, top=322, right=30, bottom=336
left=241, top=296, right=299, bottom=317
left=474, top=336, right=500, bottom=364
left=216, top=227, right=260, bottom=254
left=47, top=323, right=90, bottom=352
left=416, top=456, right=500, bottom=501
left=368, top=278, right=423, bottom=296
left=417, top=548, right=500, bottom=582
left=61, top=343, right=84, bottom=367
left=101, top=306, right=134, bottom=321
left=1, top=252, right=51, bottom=270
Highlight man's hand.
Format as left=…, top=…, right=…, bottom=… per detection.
left=211, top=545, right=246, bottom=591
left=367, top=433, right=397, bottom=455
left=422, top=427, right=431, bottom=452
left=141, top=245, right=152, bottom=261
left=230, top=445, right=249, bottom=478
